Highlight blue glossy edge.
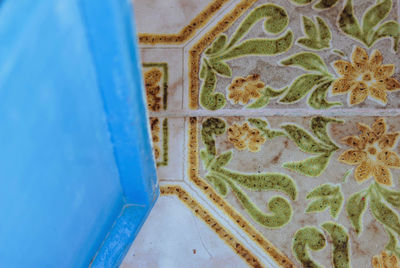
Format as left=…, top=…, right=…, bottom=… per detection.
left=80, top=0, right=159, bottom=266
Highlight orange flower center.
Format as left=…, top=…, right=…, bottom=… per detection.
left=368, top=147, right=377, bottom=155
left=362, top=73, right=372, bottom=82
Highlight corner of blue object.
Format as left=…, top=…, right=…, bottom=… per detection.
left=0, top=0, right=158, bottom=267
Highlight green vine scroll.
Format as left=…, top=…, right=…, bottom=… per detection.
left=297, top=16, right=332, bottom=50
left=279, top=52, right=342, bottom=109
left=199, top=4, right=293, bottom=110
left=280, top=117, right=342, bottom=177
left=293, top=222, right=350, bottom=268
left=200, top=118, right=297, bottom=228
left=338, top=0, right=400, bottom=52
left=289, top=0, right=340, bottom=10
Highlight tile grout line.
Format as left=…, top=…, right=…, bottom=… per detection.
left=150, top=108, right=400, bottom=118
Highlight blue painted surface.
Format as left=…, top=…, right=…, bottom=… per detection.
left=0, top=0, right=158, bottom=267
left=91, top=204, right=153, bottom=268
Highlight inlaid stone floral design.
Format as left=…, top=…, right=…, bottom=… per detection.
left=227, top=122, right=266, bottom=152
left=227, top=74, right=265, bottom=105
left=339, top=118, right=400, bottom=185
left=135, top=0, right=400, bottom=267
left=332, top=47, right=400, bottom=105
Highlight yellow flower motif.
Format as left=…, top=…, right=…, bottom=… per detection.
left=331, top=46, right=400, bottom=105
left=227, top=122, right=266, bottom=152
left=144, top=68, right=162, bottom=111
left=338, top=118, right=400, bottom=186
left=372, top=251, right=400, bottom=268
left=227, top=74, right=265, bottom=105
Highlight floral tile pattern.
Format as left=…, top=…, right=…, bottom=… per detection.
left=129, top=0, right=400, bottom=267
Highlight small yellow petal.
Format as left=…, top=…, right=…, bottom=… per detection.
left=369, top=49, right=383, bottom=71
left=384, top=78, right=400, bottom=91
left=372, top=118, right=387, bottom=138
left=338, top=150, right=367, bottom=165
left=358, top=122, right=378, bottom=144
left=355, top=160, right=373, bottom=183
left=341, top=136, right=366, bottom=150
left=349, top=82, right=368, bottom=105
left=352, top=47, right=369, bottom=71
left=332, top=78, right=353, bottom=95
left=333, top=60, right=357, bottom=77
left=369, top=85, right=388, bottom=104
left=374, top=64, right=395, bottom=79
left=378, top=132, right=400, bottom=149
left=373, top=162, right=392, bottom=186
left=378, top=150, right=400, bottom=168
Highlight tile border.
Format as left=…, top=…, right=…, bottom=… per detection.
left=160, top=185, right=264, bottom=268
left=138, top=0, right=231, bottom=45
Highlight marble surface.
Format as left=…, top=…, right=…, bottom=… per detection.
left=121, top=195, right=248, bottom=268
left=126, top=0, right=400, bottom=267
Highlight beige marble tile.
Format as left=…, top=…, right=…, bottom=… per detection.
left=132, top=0, right=214, bottom=35
left=121, top=195, right=248, bottom=268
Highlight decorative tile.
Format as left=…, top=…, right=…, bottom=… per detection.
left=128, top=0, right=400, bottom=267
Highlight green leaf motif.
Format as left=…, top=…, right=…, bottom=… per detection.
left=281, top=124, right=330, bottom=153
left=205, top=34, right=227, bottom=56
left=216, top=32, right=294, bottom=61
left=310, top=116, right=342, bottom=149
left=227, top=179, right=293, bottom=228
left=201, top=118, right=226, bottom=156
left=215, top=169, right=297, bottom=200
left=280, top=52, right=329, bottom=74
left=206, top=175, right=228, bottom=197
left=338, top=0, right=363, bottom=41
left=248, top=118, right=286, bottom=139
left=385, top=228, right=400, bottom=258
left=226, top=4, right=290, bottom=48
left=339, top=0, right=400, bottom=52
left=246, top=87, right=287, bottom=109
left=210, top=61, right=232, bottom=77
left=313, top=0, right=340, bottom=10
left=308, top=80, right=342, bottom=109
left=199, top=63, right=226, bottom=110
left=376, top=183, right=400, bottom=208
left=289, top=0, right=339, bottom=9
left=282, top=117, right=341, bottom=177
left=292, top=227, right=326, bottom=268
left=371, top=187, right=400, bottom=235
left=321, top=222, right=351, bottom=268
left=279, top=74, right=324, bottom=104
left=297, top=16, right=332, bottom=50
left=362, top=0, right=392, bottom=43
left=346, top=190, right=368, bottom=234
left=283, top=152, right=332, bottom=177
left=371, top=20, right=400, bottom=52
left=279, top=53, right=340, bottom=108
left=200, top=149, right=214, bottom=168
left=212, top=151, right=232, bottom=169
left=306, top=184, right=344, bottom=218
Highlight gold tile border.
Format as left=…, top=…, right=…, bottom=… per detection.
left=138, top=0, right=231, bottom=45
left=188, top=0, right=258, bottom=109
left=160, top=185, right=264, bottom=268
left=188, top=117, right=297, bottom=268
